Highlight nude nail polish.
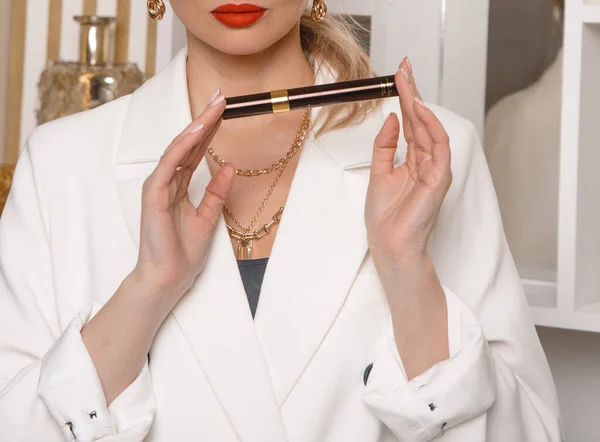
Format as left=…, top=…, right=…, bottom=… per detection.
left=209, top=88, right=221, bottom=103
left=210, top=94, right=225, bottom=107
left=406, top=57, right=413, bottom=74
left=400, top=67, right=410, bottom=82
left=190, top=123, right=204, bottom=134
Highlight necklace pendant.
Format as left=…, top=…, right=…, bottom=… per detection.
left=238, top=237, right=253, bottom=260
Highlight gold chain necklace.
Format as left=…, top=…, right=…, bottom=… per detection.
left=206, top=108, right=311, bottom=177
left=221, top=111, right=311, bottom=260
left=224, top=163, right=287, bottom=260
left=224, top=158, right=288, bottom=233
left=227, top=208, right=284, bottom=260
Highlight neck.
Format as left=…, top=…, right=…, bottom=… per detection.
left=186, top=25, right=315, bottom=118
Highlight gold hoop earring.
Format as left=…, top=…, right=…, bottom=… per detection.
left=148, top=0, right=166, bottom=21
left=311, top=0, right=327, bottom=22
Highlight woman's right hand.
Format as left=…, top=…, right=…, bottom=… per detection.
left=131, top=90, right=234, bottom=305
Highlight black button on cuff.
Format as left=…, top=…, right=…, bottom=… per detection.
left=363, top=363, right=374, bottom=385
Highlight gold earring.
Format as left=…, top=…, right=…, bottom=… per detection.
left=148, top=0, right=166, bottom=21
left=311, top=0, right=327, bottom=22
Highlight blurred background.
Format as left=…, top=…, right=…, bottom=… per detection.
left=1, top=0, right=600, bottom=440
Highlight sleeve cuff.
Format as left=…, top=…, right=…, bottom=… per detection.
left=37, top=303, right=155, bottom=441
left=363, top=287, right=496, bottom=439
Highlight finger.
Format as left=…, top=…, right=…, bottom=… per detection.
left=396, top=62, right=414, bottom=143
left=173, top=121, right=224, bottom=203
left=404, top=57, right=423, bottom=102
left=413, top=100, right=451, bottom=170
left=397, top=64, right=434, bottom=156
left=152, top=92, right=226, bottom=188
left=395, top=60, right=425, bottom=142
left=413, top=100, right=450, bottom=145
left=196, top=163, right=236, bottom=228
left=169, top=88, right=224, bottom=148
left=371, top=113, right=400, bottom=177
left=183, top=119, right=223, bottom=172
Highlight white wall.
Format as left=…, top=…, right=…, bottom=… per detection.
left=442, top=0, right=490, bottom=136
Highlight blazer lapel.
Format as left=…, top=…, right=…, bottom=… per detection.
left=254, top=106, right=387, bottom=406
left=170, top=167, right=288, bottom=442
left=114, top=49, right=287, bottom=441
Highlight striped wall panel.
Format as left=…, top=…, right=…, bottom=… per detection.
left=5, top=0, right=178, bottom=163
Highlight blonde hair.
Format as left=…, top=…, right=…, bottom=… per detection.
left=299, top=11, right=379, bottom=137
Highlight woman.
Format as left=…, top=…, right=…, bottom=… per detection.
left=0, top=1, right=561, bottom=440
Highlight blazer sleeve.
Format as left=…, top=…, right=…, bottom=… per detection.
left=0, top=139, right=156, bottom=441
left=362, top=120, right=562, bottom=441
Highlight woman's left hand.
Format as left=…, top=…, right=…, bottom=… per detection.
left=366, top=58, right=451, bottom=379
left=365, top=58, right=452, bottom=264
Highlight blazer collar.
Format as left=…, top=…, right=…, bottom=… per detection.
left=116, top=49, right=193, bottom=164
left=114, top=49, right=389, bottom=440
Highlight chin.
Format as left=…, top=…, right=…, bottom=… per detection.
left=205, top=32, right=278, bottom=56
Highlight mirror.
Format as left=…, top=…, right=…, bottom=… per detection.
left=483, top=0, right=564, bottom=307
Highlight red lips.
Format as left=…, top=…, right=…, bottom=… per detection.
left=211, top=3, right=267, bottom=28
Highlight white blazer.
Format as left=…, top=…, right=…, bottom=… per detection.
left=0, top=49, right=561, bottom=441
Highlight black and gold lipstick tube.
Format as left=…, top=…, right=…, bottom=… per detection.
left=223, top=75, right=398, bottom=120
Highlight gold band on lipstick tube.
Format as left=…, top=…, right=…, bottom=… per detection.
left=271, top=89, right=290, bottom=113
left=380, top=81, right=395, bottom=97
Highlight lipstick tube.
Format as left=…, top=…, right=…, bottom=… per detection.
left=223, top=75, right=398, bottom=120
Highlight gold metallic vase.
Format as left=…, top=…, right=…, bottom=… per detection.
left=37, top=16, right=145, bottom=125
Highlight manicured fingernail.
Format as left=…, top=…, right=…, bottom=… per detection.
left=400, top=67, right=409, bottom=82
left=415, top=97, right=426, bottom=107
left=210, top=94, right=225, bottom=107
left=190, top=122, right=204, bottom=134
left=209, top=88, right=221, bottom=103
left=406, top=57, right=413, bottom=73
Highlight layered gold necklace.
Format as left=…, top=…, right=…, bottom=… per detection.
left=209, top=108, right=311, bottom=259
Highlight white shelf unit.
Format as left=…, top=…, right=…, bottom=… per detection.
left=528, top=0, right=600, bottom=333
left=583, top=4, right=600, bottom=23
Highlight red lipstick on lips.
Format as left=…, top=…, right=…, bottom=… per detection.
left=211, top=3, right=267, bottom=28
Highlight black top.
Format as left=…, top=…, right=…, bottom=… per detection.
left=237, top=258, right=269, bottom=318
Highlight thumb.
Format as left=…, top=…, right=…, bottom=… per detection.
left=196, top=163, right=235, bottom=228
left=371, top=112, right=400, bottom=177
